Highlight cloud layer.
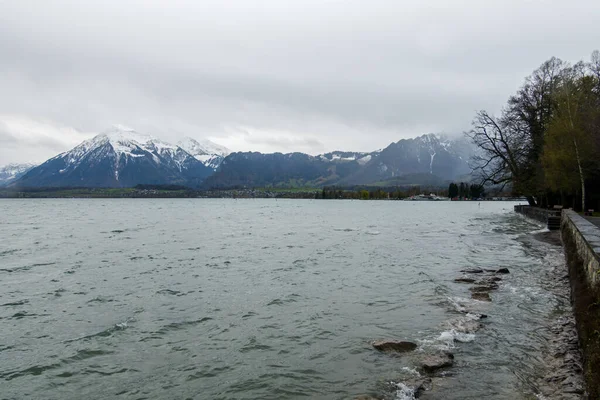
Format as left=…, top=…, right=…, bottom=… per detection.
left=1, top=0, right=599, bottom=163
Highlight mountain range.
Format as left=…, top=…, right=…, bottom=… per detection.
left=204, top=133, right=473, bottom=188
left=2, top=126, right=475, bottom=189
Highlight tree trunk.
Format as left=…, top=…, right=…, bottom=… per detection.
left=526, top=196, right=537, bottom=206
left=573, top=138, right=586, bottom=212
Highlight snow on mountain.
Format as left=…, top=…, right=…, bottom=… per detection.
left=334, top=133, right=475, bottom=185
left=12, top=126, right=214, bottom=188
left=177, top=137, right=230, bottom=170
left=318, top=151, right=372, bottom=163
left=0, top=163, right=37, bottom=186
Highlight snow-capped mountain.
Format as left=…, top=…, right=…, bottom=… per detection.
left=0, top=163, right=37, bottom=186
left=177, top=137, right=230, bottom=170
left=205, top=133, right=475, bottom=188
left=12, top=126, right=213, bottom=188
left=336, top=133, right=474, bottom=185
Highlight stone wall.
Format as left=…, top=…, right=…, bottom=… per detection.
left=561, top=210, right=600, bottom=286
left=561, top=210, right=600, bottom=398
left=514, top=205, right=551, bottom=224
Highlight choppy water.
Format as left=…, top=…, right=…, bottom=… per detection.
left=0, top=200, right=570, bottom=399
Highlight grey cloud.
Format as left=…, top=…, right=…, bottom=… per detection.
left=0, top=0, right=599, bottom=163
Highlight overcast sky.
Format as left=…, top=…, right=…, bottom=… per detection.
left=1, top=0, right=599, bottom=164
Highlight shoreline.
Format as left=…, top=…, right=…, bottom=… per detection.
left=516, top=205, right=600, bottom=399
left=532, top=230, right=586, bottom=399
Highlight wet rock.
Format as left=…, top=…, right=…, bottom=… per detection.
left=460, top=268, right=484, bottom=274
left=454, top=277, right=476, bottom=283
left=446, top=317, right=483, bottom=334
left=372, top=340, right=417, bottom=353
left=469, top=283, right=498, bottom=292
left=353, top=396, right=379, bottom=400
left=471, top=292, right=491, bottom=302
left=495, top=268, right=510, bottom=274
left=488, top=276, right=503, bottom=282
left=421, top=352, right=454, bottom=373
left=467, top=313, right=488, bottom=319
left=537, top=314, right=586, bottom=398
left=458, top=320, right=482, bottom=333
left=400, top=378, right=432, bottom=398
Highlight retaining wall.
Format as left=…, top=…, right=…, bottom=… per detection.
left=514, top=205, right=549, bottom=224
left=561, top=210, right=600, bottom=398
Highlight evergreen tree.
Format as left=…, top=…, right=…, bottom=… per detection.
left=448, top=183, right=459, bottom=198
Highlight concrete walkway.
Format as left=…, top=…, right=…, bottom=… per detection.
left=585, top=217, right=600, bottom=229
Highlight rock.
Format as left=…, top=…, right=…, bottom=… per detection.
left=471, top=292, right=491, bottom=302
left=496, top=268, right=510, bottom=274
left=467, top=313, right=488, bottom=319
left=400, top=378, right=432, bottom=398
left=460, top=268, right=484, bottom=274
left=454, top=277, right=476, bottom=283
left=447, top=318, right=483, bottom=333
left=372, top=340, right=417, bottom=353
left=469, top=284, right=498, bottom=292
left=421, top=352, right=454, bottom=373
left=488, top=276, right=503, bottom=282
left=353, top=396, right=379, bottom=400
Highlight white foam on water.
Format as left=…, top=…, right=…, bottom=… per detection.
left=438, top=329, right=476, bottom=344
left=394, top=382, right=416, bottom=400
left=401, top=366, right=421, bottom=377
left=529, top=227, right=549, bottom=235
left=115, top=321, right=128, bottom=330
left=447, top=296, right=469, bottom=313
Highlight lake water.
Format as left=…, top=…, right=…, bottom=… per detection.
left=0, top=200, right=569, bottom=399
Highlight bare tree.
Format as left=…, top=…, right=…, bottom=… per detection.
left=466, top=57, right=567, bottom=205
left=466, top=110, right=532, bottom=201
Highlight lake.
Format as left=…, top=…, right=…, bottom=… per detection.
left=0, top=199, right=568, bottom=399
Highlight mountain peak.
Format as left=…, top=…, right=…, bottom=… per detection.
left=99, top=125, right=155, bottom=145
left=12, top=127, right=213, bottom=188
left=178, top=137, right=230, bottom=157
left=177, top=137, right=230, bottom=170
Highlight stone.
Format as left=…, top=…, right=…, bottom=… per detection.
left=467, top=313, right=488, bottom=319
left=447, top=318, right=483, bottom=333
left=496, top=268, right=510, bottom=274
left=372, top=340, right=417, bottom=353
left=454, top=277, right=476, bottom=283
left=400, top=378, right=432, bottom=398
left=471, top=292, right=491, bottom=302
left=421, top=352, right=454, bottom=373
left=469, top=284, right=498, bottom=292
left=460, top=268, right=484, bottom=274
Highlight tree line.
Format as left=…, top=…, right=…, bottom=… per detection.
left=447, top=182, right=485, bottom=200
left=467, top=51, right=600, bottom=211
left=317, top=186, right=439, bottom=200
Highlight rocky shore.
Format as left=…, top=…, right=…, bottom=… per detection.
left=353, top=229, right=585, bottom=400
left=533, top=230, right=586, bottom=399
